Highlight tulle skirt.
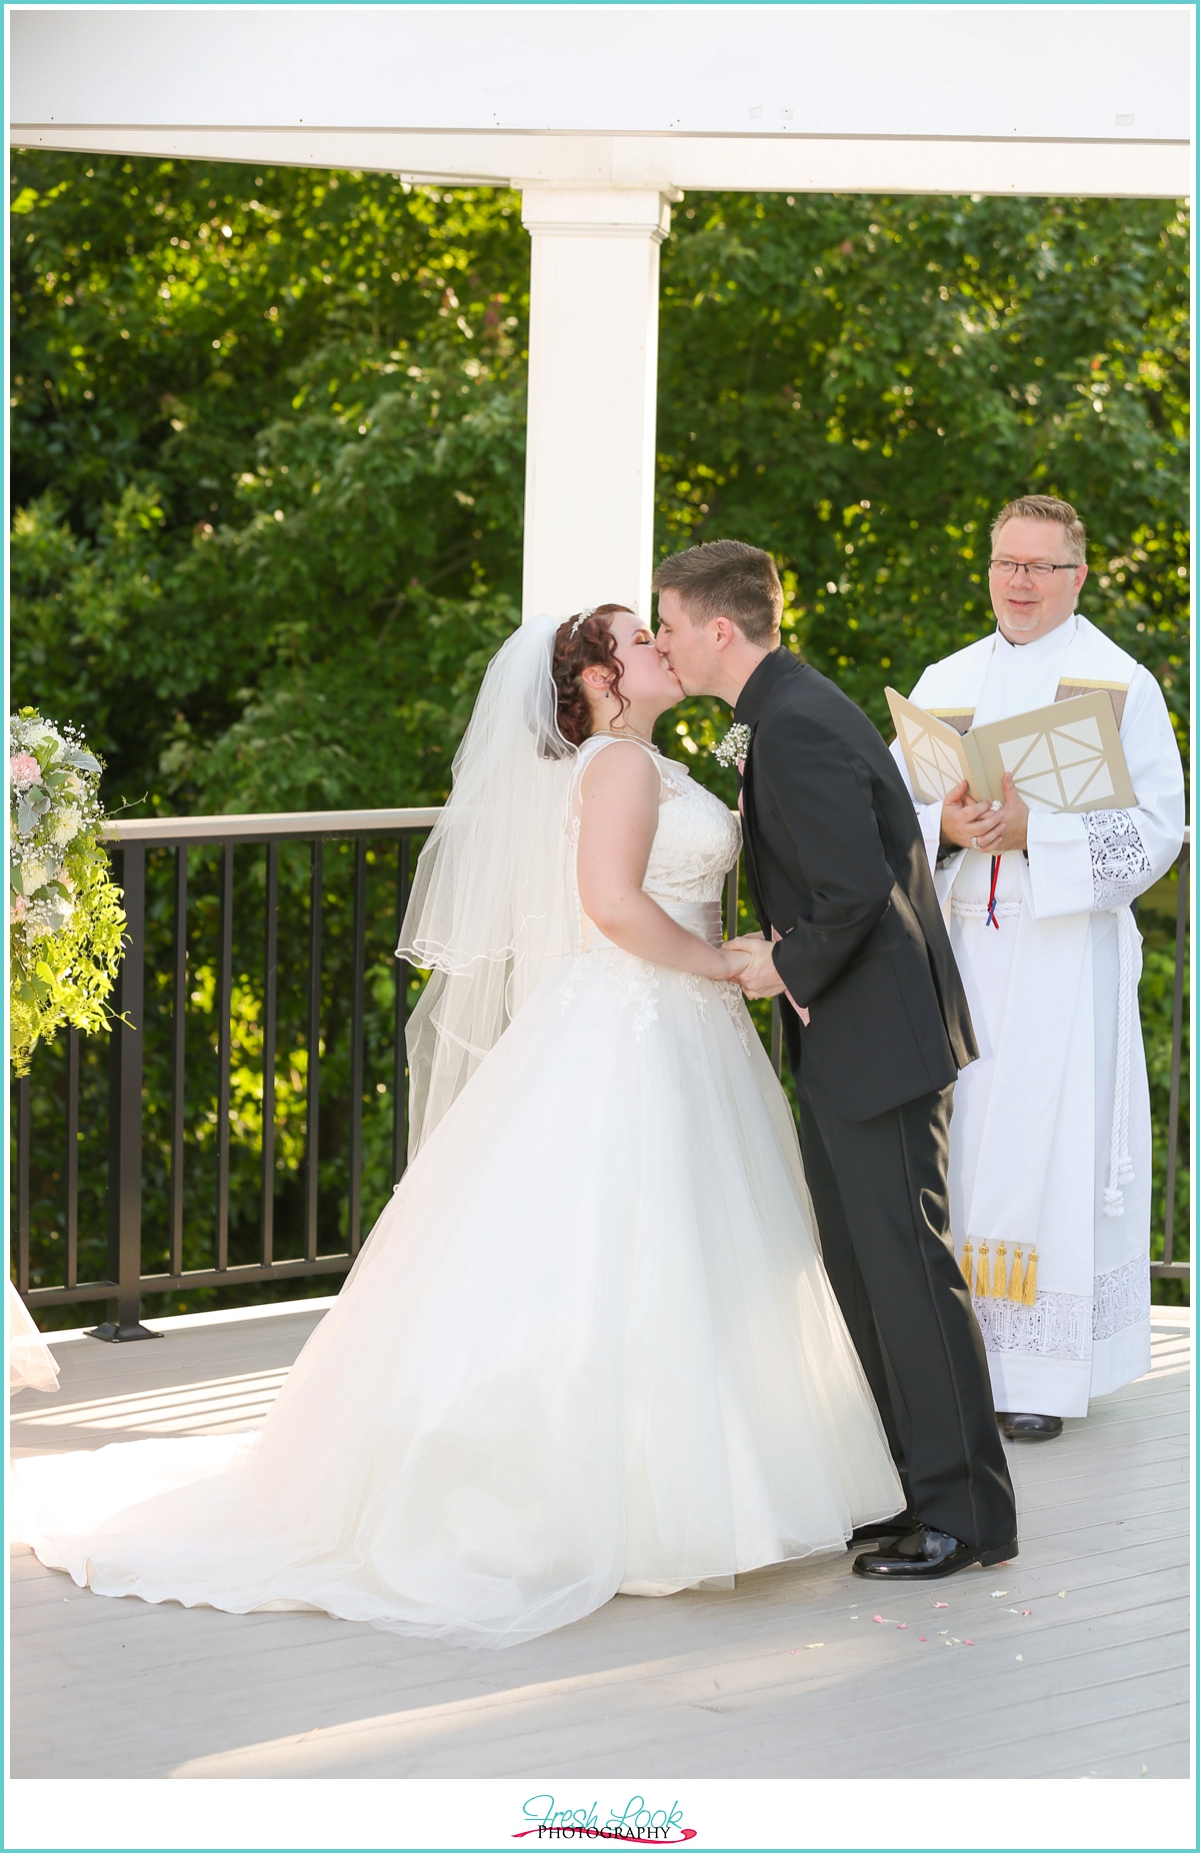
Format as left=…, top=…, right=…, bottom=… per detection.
left=11, top=949, right=903, bottom=1647
left=8, top=1279, right=60, bottom=1396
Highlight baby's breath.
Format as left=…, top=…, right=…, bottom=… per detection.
left=711, top=722, right=751, bottom=770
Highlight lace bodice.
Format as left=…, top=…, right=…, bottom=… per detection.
left=569, top=736, right=741, bottom=925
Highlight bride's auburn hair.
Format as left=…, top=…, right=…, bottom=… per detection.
left=551, top=605, right=633, bottom=747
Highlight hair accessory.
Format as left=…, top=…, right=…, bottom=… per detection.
left=569, top=607, right=596, bottom=638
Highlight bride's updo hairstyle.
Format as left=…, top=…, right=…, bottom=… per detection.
left=551, top=605, right=632, bottom=747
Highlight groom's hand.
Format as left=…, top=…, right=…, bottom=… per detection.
left=727, top=935, right=788, bottom=1000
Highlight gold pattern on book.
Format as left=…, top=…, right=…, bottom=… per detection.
left=1054, top=678, right=1129, bottom=728
left=926, top=708, right=975, bottom=738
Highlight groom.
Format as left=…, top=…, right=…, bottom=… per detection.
left=653, top=539, right=1017, bottom=1579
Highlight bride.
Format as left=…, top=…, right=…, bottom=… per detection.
left=12, top=606, right=903, bottom=1648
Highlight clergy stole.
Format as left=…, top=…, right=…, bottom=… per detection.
left=913, top=617, right=1137, bottom=1291
left=966, top=907, right=1092, bottom=1275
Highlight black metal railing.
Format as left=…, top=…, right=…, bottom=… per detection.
left=1156, top=830, right=1190, bottom=1284
left=11, top=808, right=437, bottom=1338
left=10, top=815, right=1190, bottom=1334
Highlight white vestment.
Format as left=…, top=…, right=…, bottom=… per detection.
left=892, top=615, right=1185, bottom=1417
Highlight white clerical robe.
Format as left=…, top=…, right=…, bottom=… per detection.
left=892, top=615, right=1185, bottom=1417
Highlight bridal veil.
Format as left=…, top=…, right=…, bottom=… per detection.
left=398, top=614, right=578, bottom=1152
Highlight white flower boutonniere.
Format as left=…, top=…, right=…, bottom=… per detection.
left=712, top=723, right=751, bottom=770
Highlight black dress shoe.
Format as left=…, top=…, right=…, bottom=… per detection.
left=852, top=1524, right=1018, bottom=1580
left=1001, top=1412, right=1064, bottom=1441
left=850, top=1514, right=917, bottom=1545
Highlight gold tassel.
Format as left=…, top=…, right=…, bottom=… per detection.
left=960, top=1239, right=974, bottom=1288
left=1008, top=1246, right=1025, bottom=1303
left=975, top=1242, right=992, bottom=1298
left=993, top=1243, right=1008, bottom=1299
left=1021, top=1248, right=1038, bottom=1305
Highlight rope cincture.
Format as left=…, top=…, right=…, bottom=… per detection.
left=1103, top=905, right=1137, bottom=1218
left=986, top=853, right=1002, bottom=930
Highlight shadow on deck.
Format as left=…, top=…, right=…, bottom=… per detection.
left=9, top=1303, right=1191, bottom=1780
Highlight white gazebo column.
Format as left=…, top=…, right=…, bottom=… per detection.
left=519, top=187, right=677, bottom=623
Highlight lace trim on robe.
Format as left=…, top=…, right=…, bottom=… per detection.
left=950, top=898, right=1022, bottom=920
left=972, top=1254, right=1150, bottom=1362
left=1084, top=809, right=1152, bottom=911
left=1092, top=1253, right=1153, bottom=1343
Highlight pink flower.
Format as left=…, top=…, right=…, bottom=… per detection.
left=10, top=895, right=28, bottom=923
left=9, top=753, right=40, bottom=792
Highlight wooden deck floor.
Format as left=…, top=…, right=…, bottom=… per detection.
left=9, top=1302, right=1191, bottom=1781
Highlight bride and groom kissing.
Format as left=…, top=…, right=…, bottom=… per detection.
left=14, top=539, right=1016, bottom=1648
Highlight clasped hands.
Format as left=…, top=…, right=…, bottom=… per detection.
left=940, top=773, right=1029, bottom=855
left=721, top=932, right=788, bottom=1001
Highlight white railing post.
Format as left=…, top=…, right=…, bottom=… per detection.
left=519, top=186, right=678, bottom=624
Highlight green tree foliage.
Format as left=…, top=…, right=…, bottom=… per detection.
left=11, top=155, right=528, bottom=814
left=11, top=155, right=1188, bottom=1314
left=12, top=157, right=1188, bottom=810
left=656, top=191, right=1189, bottom=788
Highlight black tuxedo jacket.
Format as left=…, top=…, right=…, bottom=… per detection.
left=735, top=648, right=977, bottom=1121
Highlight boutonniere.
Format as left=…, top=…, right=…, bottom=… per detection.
left=712, top=722, right=751, bottom=770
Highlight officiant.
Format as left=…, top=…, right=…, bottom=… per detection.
left=893, top=495, right=1185, bottom=1439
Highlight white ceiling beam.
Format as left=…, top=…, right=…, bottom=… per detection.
left=10, top=124, right=1190, bottom=199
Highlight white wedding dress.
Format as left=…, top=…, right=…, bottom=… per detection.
left=12, top=734, right=902, bottom=1647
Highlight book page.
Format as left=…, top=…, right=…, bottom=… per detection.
left=885, top=688, right=980, bottom=803
left=970, top=690, right=1136, bottom=813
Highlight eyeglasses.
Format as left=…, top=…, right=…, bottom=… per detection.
left=988, top=559, right=1078, bottom=580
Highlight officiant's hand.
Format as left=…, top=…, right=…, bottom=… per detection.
left=727, top=934, right=788, bottom=1000
left=978, top=773, right=1029, bottom=853
left=939, top=779, right=997, bottom=852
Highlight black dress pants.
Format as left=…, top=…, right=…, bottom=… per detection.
left=794, top=1065, right=1017, bottom=1551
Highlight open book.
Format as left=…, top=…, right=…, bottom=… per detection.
left=886, top=686, right=1136, bottom=813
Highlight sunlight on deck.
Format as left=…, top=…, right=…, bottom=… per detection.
left=9, top=1304, right=1190, bottom=1780
left=13, top=1367, right=292, bottom=1438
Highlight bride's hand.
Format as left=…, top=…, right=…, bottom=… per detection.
left=726, top=935, right=788, bottom=999
left=715, top=944, right=751, bottom=981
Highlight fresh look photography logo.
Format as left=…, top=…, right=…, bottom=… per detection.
left=514, top=1794, right=696, bottom=1843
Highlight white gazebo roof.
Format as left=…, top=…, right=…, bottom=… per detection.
left=11, top=5, right=1191, bottom=196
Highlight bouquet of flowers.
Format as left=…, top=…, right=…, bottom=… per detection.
left=9, top=708, right=125, bottom=1075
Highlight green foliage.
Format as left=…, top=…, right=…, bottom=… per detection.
left=11, top=153, right=529, bottom=813
left=11, top=158, right=1188, bottom=812
left=1138, top=875, right=1191, bottom=1304
left=658, top=191, right=1189, bottom=770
